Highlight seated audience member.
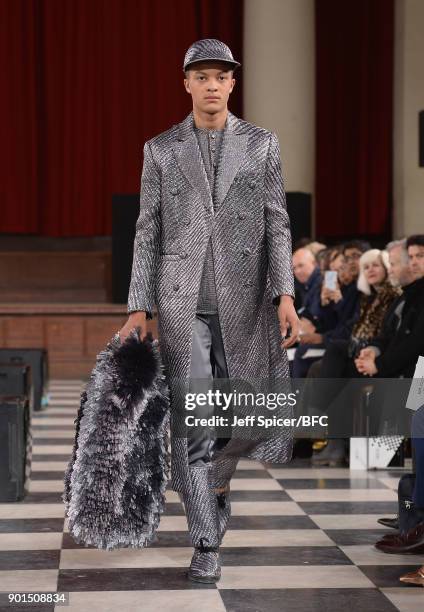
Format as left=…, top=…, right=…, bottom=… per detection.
left=292, top=247, right=322, bottom=322
left=398, top=406, right=424, bottom=583
left=372, top=238, right=424, bottom=561
left=305, top=241, right=327, bottom=257
left=318, top=240, right=371, bottom=335
left=320, top=247, right=346, bottom=306
left=293, top=241, right=369, bottom=377
left=309, top=248, right=401, bottom=465
left=318, top=249, right=401, bottom=380
left=293, top=237, right=313, bottom=250
left=355, top=235, right=424, bottom=379
left=329, top=246, right=345, bottom=270
left=376, top=405, right=424, bottom=559
left=315, top=245, right=342, bottom=275
left=315, top=248, right=330, bottom=274
left=327, top=245, right=344, bottom=272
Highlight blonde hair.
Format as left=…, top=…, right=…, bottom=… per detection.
left=357, top=249, right=390, bottom=295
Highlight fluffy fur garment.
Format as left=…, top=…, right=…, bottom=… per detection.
left=62, top=326, right=170, bottom=550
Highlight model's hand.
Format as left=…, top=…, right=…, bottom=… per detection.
left=118, top=311, right=147, bottom=343
left=278, top=296, right=300, bottom=349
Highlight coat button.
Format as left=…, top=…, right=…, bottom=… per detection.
left=182, top=218, right=191, bottom=226
left=248, top=180, right=256, bottom=189
left=242, top=247, right=251, bottom=256
left=237, top=212, right=245, bottom=220
left=245, top=280, right=253, bottom=287
left=173, top=283, right=180, bottom=291
left=170, top=187, right=180, bottom=195
left=180, top=252, right=188, bottom=259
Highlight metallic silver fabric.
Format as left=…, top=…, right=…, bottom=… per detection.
left=182, top=465, right=221, bottom=582
left=187, top=313, right=229, bottom=466
left=194, top=126, right=224, bottom=187
left=183, top=38, right=241, bottom=72
left=216, top=489, right=231, bottom=545
left=212, top=454, right=238, bottom=544
left=188, top=548, right=220, bottom=583
left=183, top=465, right=219, bottom=547
left=194, top=126, right=224, bottom=314
left=127, top=109, right=295, bottom=495
left=212, top=454, right=239, bottom=489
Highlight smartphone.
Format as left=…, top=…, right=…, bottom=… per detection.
left=324, top=270, right=338, bottom=291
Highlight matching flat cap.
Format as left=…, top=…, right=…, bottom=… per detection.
left=183, top=38, right=241, bottom=72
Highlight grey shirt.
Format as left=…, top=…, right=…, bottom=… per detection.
left=194, top=126, right=225, bottom=314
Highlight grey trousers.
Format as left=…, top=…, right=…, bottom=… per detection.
left=187, top=313, right=230, bottom=466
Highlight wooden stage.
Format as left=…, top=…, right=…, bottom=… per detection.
left=0, top=236, right=157, bottom=378
left=0, top=303, right=158, bottom=379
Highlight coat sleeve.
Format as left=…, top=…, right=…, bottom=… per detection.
left=127, top=141, right=161, bottom=319
left=264, top=131, right=295, bottom=305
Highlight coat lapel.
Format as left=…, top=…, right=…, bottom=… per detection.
left=172, top=110, right=249, bottom=211
left=215, top=111, right=249, bottom=208
left=172, top=112, right=212, bottom=211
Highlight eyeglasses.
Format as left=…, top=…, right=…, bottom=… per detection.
left=344, top=253, right=362, bottom=262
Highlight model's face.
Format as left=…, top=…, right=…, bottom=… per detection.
left=408, top=245, right=424, bottom=280
left=184, top=62, right=235, bottom=114
left=363, top=258, right=386, bottom=287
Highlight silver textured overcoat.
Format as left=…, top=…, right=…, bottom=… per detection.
left=127, top=110, right=295, bottom=494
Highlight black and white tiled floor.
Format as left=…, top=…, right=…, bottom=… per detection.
left=1, top=380, right=423, bottom=611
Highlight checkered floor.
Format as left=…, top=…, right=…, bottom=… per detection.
left=1, top=380, right=423, bottom=612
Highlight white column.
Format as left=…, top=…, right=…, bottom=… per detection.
left=243, top=0, right=315, bottom=226
left=393, top=0, right=424, bottom=237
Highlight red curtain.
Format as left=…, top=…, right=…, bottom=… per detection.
left=0, top=0, right=243, bottom=236
left=315, top=0, right=394, bottom=240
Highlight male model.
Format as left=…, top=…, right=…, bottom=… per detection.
left=120, top=38, right=299, bottom=582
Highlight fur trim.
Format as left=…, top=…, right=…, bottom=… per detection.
left=62, top=327, right=170, bottom=550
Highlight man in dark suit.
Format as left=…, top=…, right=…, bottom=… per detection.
left=355, top=235, right=424, bottom=378
left=355, top=235, right=424, bottom=555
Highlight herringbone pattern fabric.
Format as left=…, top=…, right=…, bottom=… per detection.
left=127, top=110, right=295, bottom=494
left=188, top=548, right=221, bottom=582
left=182, top=465, right=221, bottom=582
left=183, top=465, right=219, bottom=548
left=194, top=125, right=224, bottom=314
left=216, top=490, right=232, bottom=545
left=183, top=38, right=240, bottom=71
left=212, top=454, right=239, bottom=489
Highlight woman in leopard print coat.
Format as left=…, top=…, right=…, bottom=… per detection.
left=350, top=249, right=402, bottom=352
left=310, top=249, right=402, bottom=428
